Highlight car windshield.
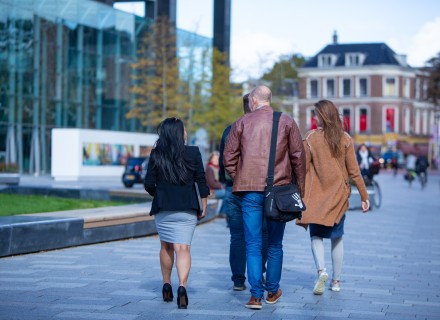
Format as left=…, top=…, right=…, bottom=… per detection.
left=127, top=158, right=145, bottom=166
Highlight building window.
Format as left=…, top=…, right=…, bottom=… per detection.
left=359, top=78, right=368, bottom=97
left=341, top=108, right=351, bottom=133
left=342, top=79, right=351, bottom=97
left=357, top=107, right=368, bottom=133
left=415, top=109, right=421, bottom=134
left=318, top=54, right=336, bottom=67
left=415, top=78, right=420, bottom=99
left=384, top=107, right=398, bottom=132
left=403, top=107, right=411, bottom=134
left=345, top=53, right=365, bottom=66
left=310, top=79, right=319, bottom=98
left=384, top=77, right=397, bottom=97
left=403, top=78, right=410, bottom=98
left=326, top=79, right=335, bottom=98
left=307, top=108, right=318, bottom=130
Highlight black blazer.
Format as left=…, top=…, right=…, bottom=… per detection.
left=144, top=146, right=210, bottom=215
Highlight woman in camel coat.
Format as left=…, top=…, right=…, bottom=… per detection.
left=299, top=100, right=369, bottom=295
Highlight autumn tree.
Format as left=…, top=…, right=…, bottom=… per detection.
left=128, top=17, right=190, bottom=131
left=262, top=53, right=305, bottom=97
left=427, top=52, right=440, bottom=106
left=193, top=48, right=242, bottom=149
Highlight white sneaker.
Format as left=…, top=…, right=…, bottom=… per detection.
left=313, top=271, right=328, bottom=295
left=330, top=280, right=340, bottom=292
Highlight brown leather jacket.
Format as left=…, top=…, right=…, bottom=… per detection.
left=223, top=105, right=306, bottom=196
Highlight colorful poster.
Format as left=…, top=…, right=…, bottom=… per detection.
left=82, top=143, right=134, bottom=166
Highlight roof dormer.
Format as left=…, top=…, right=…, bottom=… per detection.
left=318, top=54, right=337, bottom=67
left=345, top=53, right=366, bottom=66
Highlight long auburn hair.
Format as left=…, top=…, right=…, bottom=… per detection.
left=314, top=100, right=344, bottom=158
left=151, top=117, right=194, bottom=184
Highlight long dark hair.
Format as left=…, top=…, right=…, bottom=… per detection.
left=314, top=100, right=344, bottom=158
left=151, top=117, right=194, bottom=184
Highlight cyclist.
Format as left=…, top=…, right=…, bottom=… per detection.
left=404, top=153, right=417, bottom=184
left=356, top=144, right=377, bottom=185
left=416, top=154, right=429, bottom=186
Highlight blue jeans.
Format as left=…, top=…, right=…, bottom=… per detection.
left=242, top=192, right=286, bottom=298
left=225, top=187, right=268, bottom=287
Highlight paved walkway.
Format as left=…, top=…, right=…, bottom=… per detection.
left=1, top=172, right=440, bottom=319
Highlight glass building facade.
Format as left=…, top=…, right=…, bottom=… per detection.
left=0, top=0, right=212, bottom=174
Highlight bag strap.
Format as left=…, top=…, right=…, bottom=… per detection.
left=266, top=112, right=282, bottom=187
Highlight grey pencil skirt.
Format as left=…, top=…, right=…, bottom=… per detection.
left=154, top=210, right=197, bottom=245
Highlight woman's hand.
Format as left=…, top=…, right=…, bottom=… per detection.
left=361, top=200, right=370, bottom=213
left=198, top=207, right=207, bottom=220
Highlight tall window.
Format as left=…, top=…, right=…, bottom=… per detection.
left=384, top=77, right=397, bottom=96
left=359, top=78, right=368, bottom=97
left=326, top=79, right=335, bottom=98
left=343, top=79, right=351, bottom=97
left=403, top=107, right=411, bottom=134
left=310, top=79, right=319, bottom=98
left=341, top=108, right=351, bottom=133
left=385, top=108, right=396, bottom=132
left=403, top=78, right=410, bottom=98
left=358, top=108, right=368, bottom=133
left=307, top=108, right=318, bottom=130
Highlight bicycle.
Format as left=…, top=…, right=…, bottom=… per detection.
left=404, top=170, right=417, bottom=188
left=362, top=175, right=382, bottom=210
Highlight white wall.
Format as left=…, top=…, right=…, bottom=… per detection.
left=51, top=129, right=158, bottom=181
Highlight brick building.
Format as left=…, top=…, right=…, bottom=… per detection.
left=297, top=35, right=435, bottom=157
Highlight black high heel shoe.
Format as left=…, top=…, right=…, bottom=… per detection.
left=177, top=286, right=188, bottom=309
left=162, top=283, right=173, bottom=302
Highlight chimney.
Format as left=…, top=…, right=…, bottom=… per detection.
left=333, top=30, right=338, bottom=45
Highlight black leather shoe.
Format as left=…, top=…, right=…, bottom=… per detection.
left=177, top=286, right=188, bottom=309
left=162, top=283, right=173, bottom=302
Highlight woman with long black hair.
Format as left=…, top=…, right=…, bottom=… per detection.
left=144, top=117, right=209, bottom=309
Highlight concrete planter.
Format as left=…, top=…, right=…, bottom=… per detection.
left=0, top=173, right=20, bottom=185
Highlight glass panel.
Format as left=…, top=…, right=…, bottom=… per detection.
left=310, top=109, right=317, bottom=130
left=384, top=78, right=396, bottom=96
left=326, top=79, right=334, bottom=97
left=311, top=80, right=318, bottom=98
left=343, top=79, right=351, bottom=97
left=343, top=109, right=351, bottom=133
left=360, top=78, right=367, bottom=96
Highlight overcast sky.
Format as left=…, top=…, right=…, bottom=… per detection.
left=116, top=0, right=440, bottom=82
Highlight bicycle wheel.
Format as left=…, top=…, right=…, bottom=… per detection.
left=420, top=172, right=427, bottom=189
left=371, top=180, right=382, bottom=209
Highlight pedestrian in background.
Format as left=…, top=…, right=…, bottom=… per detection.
left=219, top=93, right=268, bottom=292
left=224, top=85, right=306, bottom=309
left=299, top=100, right=369, bottom=295
left=356, top=143, right=376, bottom=182
left=206, top=151, right=226, bottom=199
left=144, top=117, right=209, bottom=309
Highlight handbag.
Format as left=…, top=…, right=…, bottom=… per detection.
left=263, top=112, right=305, bottom=222
left=194, top=182, right=203, bottom=217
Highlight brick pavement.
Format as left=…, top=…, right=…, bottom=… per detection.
left=1, top=173, right=440, bottom=319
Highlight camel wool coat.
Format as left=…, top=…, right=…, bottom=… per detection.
left=299, top=129, right=369, bottom=227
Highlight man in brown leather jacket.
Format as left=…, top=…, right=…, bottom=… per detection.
left=223, top=85, right=305, bottom=309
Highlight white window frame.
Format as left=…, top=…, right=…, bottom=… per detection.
left=340, top=78, right=352, bottom=98
left=415, top=109, right=421, bottom=134
left=308, top=78, right=320, bottom=99
left=383, top=76, right=399, bottom=97
left=403, top=78, right=410, bottom=98
left=324, top=78, right=336, bottom=98
left=422, top=109, right=429, bottom=134
left=382, top=105, right=399, bottom=133
left=403, top=107, right=411, bottom=134
left=345, top=53, right=366, bottom=66
left=318, top=54, right=337, bottom=67
left=356, top=77, right=369, bottom=97
left=339, top=106, right=354, bottom=133
left=415, top=78, right=420, bottom=100
left=355, top=105, right=371, bottom=133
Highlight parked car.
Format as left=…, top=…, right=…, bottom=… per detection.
left=122, top=157, right=149, bottom=188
